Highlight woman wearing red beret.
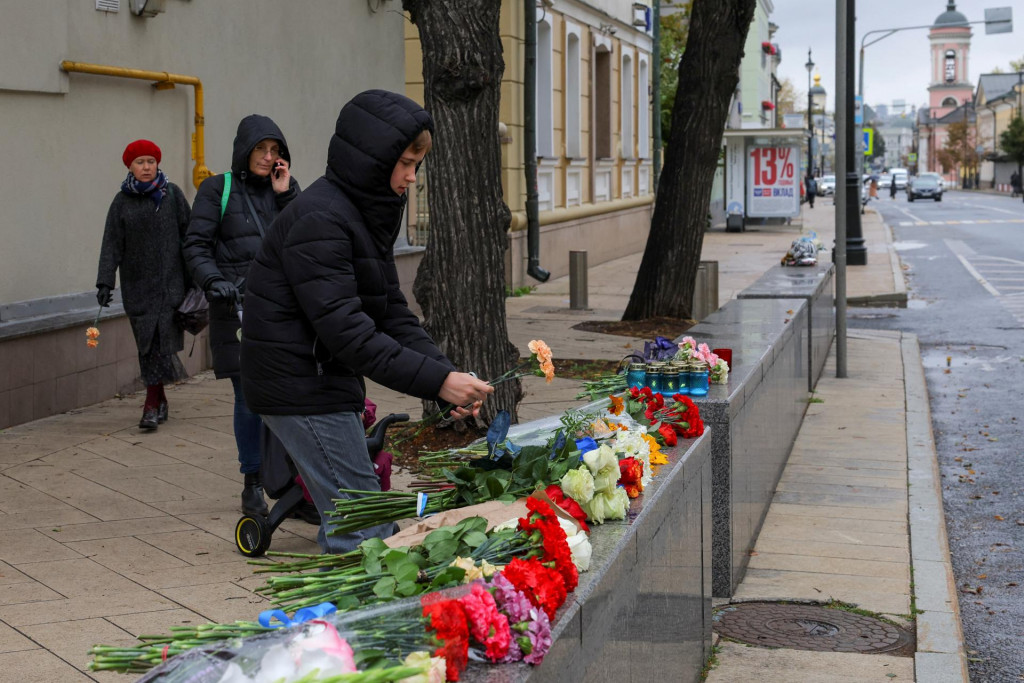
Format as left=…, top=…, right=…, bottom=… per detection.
left=96, top=139, right=192, bottom=430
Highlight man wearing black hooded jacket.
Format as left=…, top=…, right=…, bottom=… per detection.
left=183, top=115, right=300, bottom=518
left=240, top=90, right=492, bottom=553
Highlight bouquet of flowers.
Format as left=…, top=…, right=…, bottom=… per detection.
left=91, top=499, right=586, bottom=681
left=674, top=336, right=729, bottom=384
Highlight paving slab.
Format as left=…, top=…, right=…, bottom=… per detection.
left=706, top=640, right=915, bottom=681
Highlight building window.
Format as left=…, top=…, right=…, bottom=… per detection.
left=536, top=13, right=553, bottom=157
left=565, top=23, right=582, bottom=158
left=941, top=96, right=957, bottom=107
left=638, top=54, right=650, bottom=158
left=621, top=48, right=634, bottom=159
left=944, top=49, right=956, bottom=84
left=595, top=44, right=613, bottom=159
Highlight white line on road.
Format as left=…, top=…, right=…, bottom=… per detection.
left=892, top=206, right=929, bottom=223
left=961, top=202, right=1023, bottom=216
left=944, top=239, right=1002, bottom=297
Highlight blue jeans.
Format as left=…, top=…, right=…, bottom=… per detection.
left=230, top=377, right=262, bottom=474
left=261, top=411, right=396, bottom=553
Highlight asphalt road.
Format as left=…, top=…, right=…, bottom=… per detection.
left=850, top=189, right=1024, bottom=680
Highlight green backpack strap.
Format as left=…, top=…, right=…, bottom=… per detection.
left=220, top=172, right=231, bottom=220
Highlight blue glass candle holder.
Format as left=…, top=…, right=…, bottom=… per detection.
left=644, top=364, right=662, bottom=394
left=688, top=363, right=710, bottom=396
left=672, top=362, right=690, bottom=394
left=626, top=363, right=646, bottom=390
left=661, top=369, right=680, bottom=394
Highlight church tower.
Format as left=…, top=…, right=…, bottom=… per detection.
left=927, top=2, right=973, bottom=116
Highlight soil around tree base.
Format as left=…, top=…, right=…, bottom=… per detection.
left=572, top=316, right=694, bottom=340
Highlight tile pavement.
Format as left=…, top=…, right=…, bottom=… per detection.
left=0, top=205, right=963, bottom=681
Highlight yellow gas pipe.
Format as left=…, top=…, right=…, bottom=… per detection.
left=60, top=61, right=212, bottom=189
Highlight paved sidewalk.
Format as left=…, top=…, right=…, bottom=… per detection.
left=0, top=205, right=963, bottom=681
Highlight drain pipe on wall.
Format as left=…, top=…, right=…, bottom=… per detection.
left=523, top=1, right=551, bottom=282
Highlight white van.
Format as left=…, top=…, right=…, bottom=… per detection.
left=889, top=168, right=909, bottom=190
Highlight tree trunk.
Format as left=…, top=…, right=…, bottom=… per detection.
left=404, top=0, right=521, bottom=424
left=623, top=0, right=756, bottom=321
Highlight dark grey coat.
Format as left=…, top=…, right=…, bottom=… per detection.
left=96, top=183, right=191, bottom=357
left=182, top=115, right=298, bottom=378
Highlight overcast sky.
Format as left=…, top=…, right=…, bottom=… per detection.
left=769, top=0, right=1024, bottom=113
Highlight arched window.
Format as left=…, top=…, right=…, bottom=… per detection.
left=536, top=13, right=553, bottom=157
left=944, top=49, right=956, bottom=83
left=595, top=43, right=613, bottom=159
left=565, top=24, right=582, bottom=158
left=621, top=49, right=634, bottom=159
left=638, top=54, right=650, bottom=158
left=941, top=96, right=957, bottom=107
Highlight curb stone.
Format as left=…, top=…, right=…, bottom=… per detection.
left=902, top=332, right=969, bottom=682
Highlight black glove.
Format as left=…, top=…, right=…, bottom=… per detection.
left=96, top=285, right=112, bottom=307
left=206, top=279, right=239, bottom=303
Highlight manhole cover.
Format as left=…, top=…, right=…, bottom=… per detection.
left=713, top=602, right=914, bottom=655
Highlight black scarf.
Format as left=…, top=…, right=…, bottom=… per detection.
left=121, top=170, right=169, bottom=211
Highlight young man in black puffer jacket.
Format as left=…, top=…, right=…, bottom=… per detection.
left=240, top=90, right=492, bottom=553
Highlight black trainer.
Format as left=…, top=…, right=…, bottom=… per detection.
left=291, top=501, right=321, bottom=525
left=241, top=472, right=269, bottom=516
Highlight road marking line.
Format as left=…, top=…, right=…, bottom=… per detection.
left=916, top=222, right=928, bottom=226
left=945, top=239, right=1001, bottom=296
left=899, top=221, right=912, bottom=226
left=961, top=202, right=1022, bottom=216
left=961, top=220, right=976, bottom=224
left=930, top=221, right=945, bottom=225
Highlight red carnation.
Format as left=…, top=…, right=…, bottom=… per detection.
left=502, top=557, right=568, bottom=620
left=423, top=598, right=470, bottom=681
left=657, top=423, right=678, bottom=447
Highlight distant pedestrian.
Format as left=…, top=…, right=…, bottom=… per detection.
left=805, top=175, right=817, bottom=209
left=869, top=177, right=879, bottom=201
left=1011, top=171, right=1022, bottom=198
left=182, top=115, right=300, bottom=518
left=890, top=176, right=898, bottom=199
left=96, top=140, right=191, bottom=431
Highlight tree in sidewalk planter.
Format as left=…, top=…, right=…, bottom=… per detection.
left=403, top=0, right=522, bottom=425
left=622, top=0, right=756, bottom=321
left=1000, top=115, right=1024, bottom=188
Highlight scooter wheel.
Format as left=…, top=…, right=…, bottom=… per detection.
left=235, top=515, right=271, bottom=557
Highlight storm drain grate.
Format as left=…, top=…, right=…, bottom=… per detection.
left=713, top=602, right=914, bottom=655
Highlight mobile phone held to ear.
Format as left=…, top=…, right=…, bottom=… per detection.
left=272, top=162, right=283, bottom=180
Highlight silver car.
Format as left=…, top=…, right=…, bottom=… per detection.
left=818, top=175, right=836, bottom=196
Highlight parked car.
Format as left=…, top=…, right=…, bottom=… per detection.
left=908, top=176, right=942, bottom=202
left=818, top=174, right=836, bottom=196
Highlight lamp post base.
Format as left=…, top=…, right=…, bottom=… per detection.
left=846, top=238, right=868, bottom=266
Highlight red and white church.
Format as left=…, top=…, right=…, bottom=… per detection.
left=916, top=2, right=975, bottom=182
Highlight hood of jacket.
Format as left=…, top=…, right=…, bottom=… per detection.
left=230, top=114, right=292, bottom=178
left=325, top=90, right=433, bottom=251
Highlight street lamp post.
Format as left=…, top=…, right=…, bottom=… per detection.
left=806, top=49, right=815, bottom=179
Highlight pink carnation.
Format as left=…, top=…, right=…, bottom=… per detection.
left=460, top=582, right=512, bottom=662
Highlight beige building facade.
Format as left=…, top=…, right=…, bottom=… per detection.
left=404, top=1, right=655, bottom=288
left=0, top=1, right=406, bottom=429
